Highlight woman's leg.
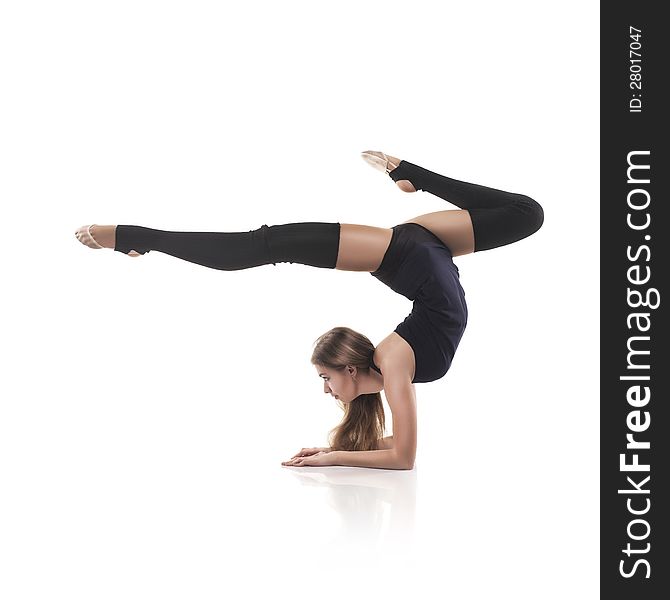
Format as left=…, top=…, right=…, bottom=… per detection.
left=389, top=159, right=544, bottom=254
left=112, top=222, right=343, bottom=270
left=335, top=224, right=393, bottom=272
left=78, top=222, right=392, bottom=273
left=402, top=210, right=475, bottom=257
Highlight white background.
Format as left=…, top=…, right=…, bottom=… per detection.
left=0, top=1, right=599, bottom=598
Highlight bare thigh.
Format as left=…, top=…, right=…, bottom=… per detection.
left=402, top=209, right=475, bottom=257
left=335, top=224, right=393, bottom=272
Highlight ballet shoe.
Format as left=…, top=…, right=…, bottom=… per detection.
left=361, top=150, right=416, bottom=192
left=360, top=150, right=400, bottom=174
left=74, top=224, right=141, bottom=257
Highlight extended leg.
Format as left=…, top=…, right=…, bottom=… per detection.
left=74, top=223, right=342, bottom=270
left=76, top=222, right=392, bottom=273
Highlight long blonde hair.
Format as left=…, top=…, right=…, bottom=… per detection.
left=311, top=326, right=386, bottom=452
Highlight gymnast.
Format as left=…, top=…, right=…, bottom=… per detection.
left=75, top=151, right=544, bottom=470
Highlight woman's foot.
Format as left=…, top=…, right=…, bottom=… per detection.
left=360, top=150, right=416, bottom=193
left=74, top=225, right=141, bottom=257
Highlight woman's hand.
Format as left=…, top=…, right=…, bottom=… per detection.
left=289, top=447, right=331, bottom=458
left=282, top=450, right=336, bottom=467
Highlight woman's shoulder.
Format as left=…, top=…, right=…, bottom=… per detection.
left=374, top=332, right=416, bottom=382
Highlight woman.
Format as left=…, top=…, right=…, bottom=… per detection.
left=75, top=151, right=544, bottom=470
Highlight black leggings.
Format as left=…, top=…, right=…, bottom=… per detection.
left=115, top=161, right=543, bottom=268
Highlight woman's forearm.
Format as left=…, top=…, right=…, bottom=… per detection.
left=329, top=449, right=412, bottom=470
left=378, top=436, right=394, bottom=450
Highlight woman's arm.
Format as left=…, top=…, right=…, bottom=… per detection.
left=331, top=365, right=416, bottom=470
left=329, top=448, right=411, bottom=470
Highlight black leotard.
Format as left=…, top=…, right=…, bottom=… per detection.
left=370, top=223, right=467, bottom=384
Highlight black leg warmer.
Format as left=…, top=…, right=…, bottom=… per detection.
left=114, top=222, right=341, bottom=270
left=389, top=160, right=544, bottom=252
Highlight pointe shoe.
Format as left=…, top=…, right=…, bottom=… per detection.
left=74, top=224, right=141, bottom=257
left=360, top=150, right=400, bottom=174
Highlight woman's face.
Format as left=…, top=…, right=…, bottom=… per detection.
left=315, top=364, right=357, bottom=404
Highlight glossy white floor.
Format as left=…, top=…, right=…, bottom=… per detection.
left=1, top=1, right=599, bottom=598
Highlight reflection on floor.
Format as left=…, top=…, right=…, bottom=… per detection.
left=285, top=466, right=417, bottom=558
